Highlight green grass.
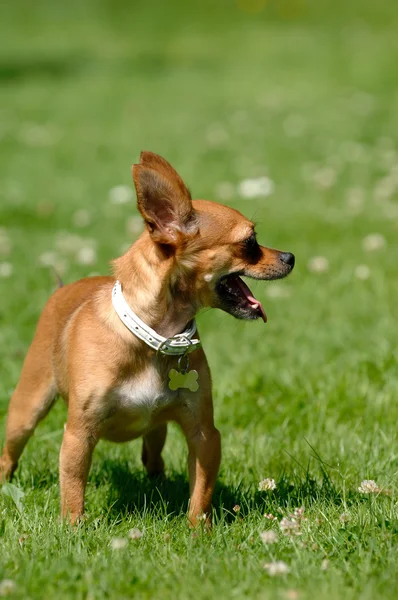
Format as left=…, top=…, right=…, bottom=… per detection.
left=1, top=1, right=398, bottom=598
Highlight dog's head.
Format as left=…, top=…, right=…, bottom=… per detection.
left=132, top=151, right=294, bottom=323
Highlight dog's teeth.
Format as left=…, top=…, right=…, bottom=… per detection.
left=252, top=303, right=259, bottom=309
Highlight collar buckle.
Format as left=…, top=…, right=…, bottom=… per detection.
left=112, top=280, right=201, bottom=356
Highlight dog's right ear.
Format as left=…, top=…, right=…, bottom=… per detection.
left=132, top=152, right=197, bottom=246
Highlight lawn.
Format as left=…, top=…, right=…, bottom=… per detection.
left=0, top=1, right=398, bottom=598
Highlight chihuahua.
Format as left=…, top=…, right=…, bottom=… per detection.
left=0, top=152, right=294, bottom=525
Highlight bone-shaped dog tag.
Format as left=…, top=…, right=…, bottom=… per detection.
left=168, top=368, right=199, bottom=392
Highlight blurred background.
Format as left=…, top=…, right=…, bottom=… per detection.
left=1, top=4, right=398, bottom=595
left=0, top=0, right=397, bottom=463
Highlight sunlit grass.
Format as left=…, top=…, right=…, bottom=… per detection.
left=1, top=1, right=398, bottom=598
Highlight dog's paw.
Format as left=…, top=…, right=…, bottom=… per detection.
left=0, top=456, right=16, bottom=483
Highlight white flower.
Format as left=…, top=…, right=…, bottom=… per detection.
left=383, top=202, right=398, bottom=220
left=312, top=167, right=336, bottom=190
left=0, top=579, right=17, bottom=596
left=339, top=512, right=350, bottom=524
left=321, top=559, right=330, bottom=571
left=239, top=177, right=274, bottom=199
left=263, top=561, right=290, bottom=576
left=354, top=265, right=370, bottom=280
left=362, top=233, right=386, bottom=252
left=110, top=537, right=128, bottom=550
left=39, top=251, right=58, bottom=267
left=55, top=232, right=96, bottom=255
left=279, top=517, right=301, bottom=536
left=264, top=513, right=278, bottom=521
left=340, top=141, right=369, bottom=164
left=378, top=150, right=398, bottom=171
left=73, top=209, right=92, bottom=228
left=258, top=478, right=276, bottom=491
left=205, top=123, right=229, bottom=147
left=256, top=88, right=283, bottom=109
left=126, top=216, right=143, bottom=235
left=55, top=232, right=78, bottom=254
left=260, top=530, right=278, bottom=544
left=346, top=187, right=364, bottom=213
left=373, top=176, right=396, bottom=202
left=18, top=123, right=60, bottom=147
left=128, top=528, right=143, bottom=540
left=0, top=262, right=13, bottom=278
left=76, top=247, right=97, bottom=265
left=266, top=284, right=291, bottom=299
left=215, top=181, right=235, bottom=201
left=307, top=256, right=329, bottom=273
left=292, top=507, right=306, bottom=520
left=358, top=479, right=381, bottom=494
left=54, top=260, right=68, bottom=276
left=109, top=185, right=133, bottom=205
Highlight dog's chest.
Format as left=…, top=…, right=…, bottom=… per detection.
left=117, top=367, right=173, bottom=411
left=100, top=365, right=179, bottom=441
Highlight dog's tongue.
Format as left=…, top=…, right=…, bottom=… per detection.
left=233, top=276, right=267, bottom=323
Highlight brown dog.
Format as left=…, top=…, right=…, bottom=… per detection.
left=0, top=152, right=294, bottom=525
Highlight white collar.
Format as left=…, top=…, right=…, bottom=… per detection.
left=112, top=280, right=201, bottom=356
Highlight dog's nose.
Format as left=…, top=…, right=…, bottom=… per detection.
left=280, top=252, right=295, bottom=268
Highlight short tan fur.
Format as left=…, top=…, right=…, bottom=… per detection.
left=0, top=152, right=294, bottom=526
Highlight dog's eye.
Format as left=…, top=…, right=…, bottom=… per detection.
left=243, top=233, right=257, bottom=249
left=241, top=233, right=261, bottom=261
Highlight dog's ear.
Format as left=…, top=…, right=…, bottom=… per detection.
left=132, top=152, right=197, bottom=246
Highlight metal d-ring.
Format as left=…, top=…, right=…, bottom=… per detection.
left=176, top=337, right=193, bottom=373
left=177, top=352, right=190, bottom=374
left=157, top=335, right=193, bottom=357
left=157, top=338, right=173, bottom=356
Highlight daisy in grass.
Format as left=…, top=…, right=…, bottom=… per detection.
left=358, top=480, right=382, bottom=494
left=258, top=478, right=276, bottom=492
left=263, top=561, right=290, bottom=576
left=110, top=537, right=128, bottom=550
left=260, top=530, right=278, bottom=544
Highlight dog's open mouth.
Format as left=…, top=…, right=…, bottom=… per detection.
left=216, top=274, right=267, bottom=323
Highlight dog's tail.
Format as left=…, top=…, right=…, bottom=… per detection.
left=53, top=268, right=64, bottom=289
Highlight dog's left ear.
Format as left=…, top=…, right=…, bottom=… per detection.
left=132, top=152, right=197, bottom=246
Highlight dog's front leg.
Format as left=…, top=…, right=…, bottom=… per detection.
left=179, top=400, right=221, bottom=527
left=59, top=424, right=97, bottom=524
left=187, top=427, right=221, bottom=527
